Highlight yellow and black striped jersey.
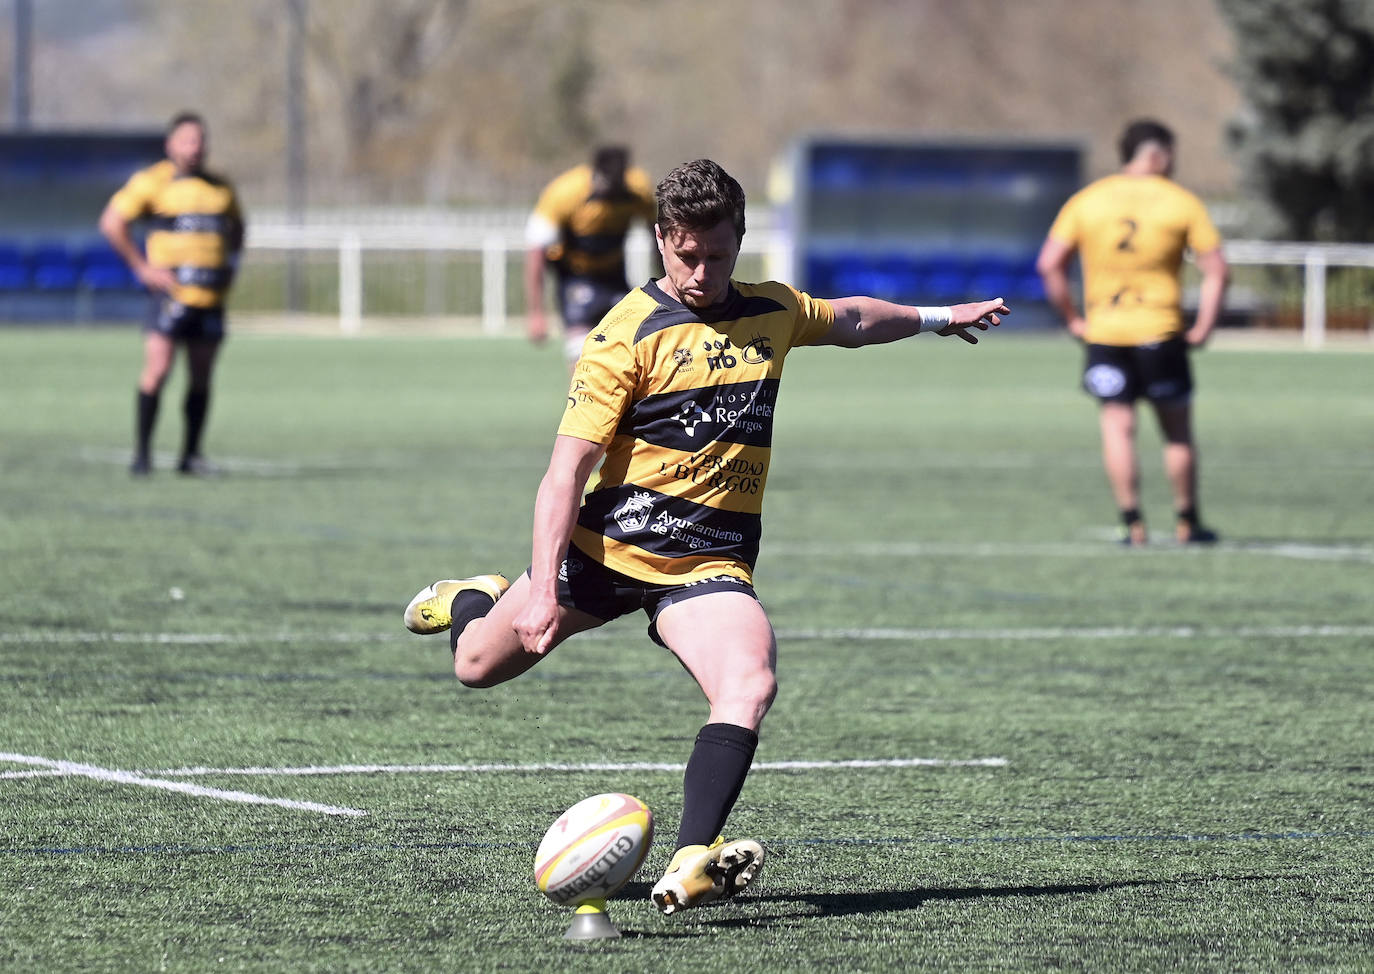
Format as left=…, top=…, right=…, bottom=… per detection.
left=1048, top=173, right=1222, bottom=346
left=108, top=160, right=243, bottom=308
left=527, top=163, right=656, bottom=281
left=557, top=279, right=835, bottom=585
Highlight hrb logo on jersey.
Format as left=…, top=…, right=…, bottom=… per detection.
left=702, top=335, right=772, bottom=372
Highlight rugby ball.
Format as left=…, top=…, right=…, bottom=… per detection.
left=534, top=793, right=653, bottom=905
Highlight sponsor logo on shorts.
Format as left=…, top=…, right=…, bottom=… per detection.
left=1146, top=379, right=1187, bottom=400
left=683, top=574, right=748, bottom=588
left=558, top=557, right=584, bottom=581
left=1085, top=364, right=1127, bottom=398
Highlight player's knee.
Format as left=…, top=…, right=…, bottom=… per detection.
left=733, top=666, right=777, bottom=716
left=453, top=651, right=497, bottom=688
left=452, top=630, right=514, bottom=688
left=725, top=672, right=777, bottom=730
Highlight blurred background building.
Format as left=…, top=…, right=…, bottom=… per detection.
left=2, top=0, right=1372, bottom=339
left=0, top=0, right=1243, bottom=206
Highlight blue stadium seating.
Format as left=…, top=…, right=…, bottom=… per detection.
left=0, top=237, right=144, bottom=293
left=30, top=242, right=80, bottom=290
left=78, top=241, right=136, bottom=289
left=83, top=261, right=137, bottom=290
left=917, top=257, right=970, bottom=301
left=0, top=244, right=28, bottom=289
left=0, top=234, right=147, bottom=321
left=806, top=251, right=1055, bottom=305
left=1013, top=269, right=1047, bottom=302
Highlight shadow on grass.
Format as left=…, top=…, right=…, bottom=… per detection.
left=609, top=878, right=1169, bottom=937
left=608, top=870, right=1314, bottom=939
left=747, top=878, right=1164, bottom=919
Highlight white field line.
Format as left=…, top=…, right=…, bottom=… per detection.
left=769, top=539, right=1374, bottom=563
left=77, top=446, right=335, bottom=476
left=138, top=757, right=1008, bottom=779
left=778, top=623, right=1374, bottom=642
left=0, top=752, right=366, bottom=817
left=75, top=446, right=536, bottom=475
left=0, top=769, right=65, bottom=780
left=4, top=623, right=1373, bottom=647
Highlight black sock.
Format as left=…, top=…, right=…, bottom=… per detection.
left=135, top=390, right=159, bottom=460
left=448, top=590, right=499, bottom=655
left=1120, top=508, right=1142, bottom=529
left=182, top=388, right=210, bottom=460
left=675, top=722, right=758, bottom=850
left=1176, top=506, right=1199, bottom=528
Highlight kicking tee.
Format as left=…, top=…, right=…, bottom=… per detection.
left=557, top=279, right=835, bottom=585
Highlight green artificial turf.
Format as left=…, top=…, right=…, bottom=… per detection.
left=1, top=327, right=1370, bottom=972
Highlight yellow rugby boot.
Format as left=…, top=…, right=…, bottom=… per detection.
left=650, top=836, right=765, bottom=915
left=402, top=574, right=509, bottom=634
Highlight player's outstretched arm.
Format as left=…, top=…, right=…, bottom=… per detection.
left=822, top=296, right=1008, bottom=348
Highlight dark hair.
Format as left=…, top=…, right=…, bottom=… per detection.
left=655, top=159, right=746, bottom=243
left=1118, top=119, right=1174, bottom=164
left=592, top=145, right=629, bottom=177
left=167, top=110, right=206, bottom=136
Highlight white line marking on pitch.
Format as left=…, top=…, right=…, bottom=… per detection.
left=778, top=623, right=1374, bottom=642
left=769, top=539, right=1374, bottom=563
left=77, top=447, right=345, bottom=476
left=4, top=623, right=1373, bottom=647
left=0, top=753, right=366, bottom=817
left=145, top=757, right=1008, bottom=778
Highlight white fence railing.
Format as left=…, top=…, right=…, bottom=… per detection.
left=1221, top=240, right=1374, bottom=348
left=241, top=221, right=1373, bottom=347
left=243, top=220, right=786, bottom=335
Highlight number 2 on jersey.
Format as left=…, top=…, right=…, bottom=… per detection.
left=1116, top=218, right=1138, bottom=252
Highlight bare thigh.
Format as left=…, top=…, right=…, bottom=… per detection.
left=452, top=571, right=604, bottom=687
left=654, top=590, right=778, bottom=731
left=1098, top=399, right=1137, bottom=440
left=140, top=332, right=176, bottom=392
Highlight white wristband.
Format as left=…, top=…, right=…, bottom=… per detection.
left=916, top=306, right=952, bottom=332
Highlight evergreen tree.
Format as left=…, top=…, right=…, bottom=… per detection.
left=1217, top=0, right=1374, bottom=241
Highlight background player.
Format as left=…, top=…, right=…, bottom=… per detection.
left=523, top=145, right=657, bottom=369
left=1036, top=119, right=1228, bottom=545
left=404, top=159, right=1008, bottom=916
left=99, top=111, right=245, bottom=477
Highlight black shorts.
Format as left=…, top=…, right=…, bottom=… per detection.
left=1082, top=338, right=1192, bottom=404
left=145, top=297, right=225, bottom=342
left=553, top=543, right=758, bottom=647
left=556, top=276, right=628, bottom=329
